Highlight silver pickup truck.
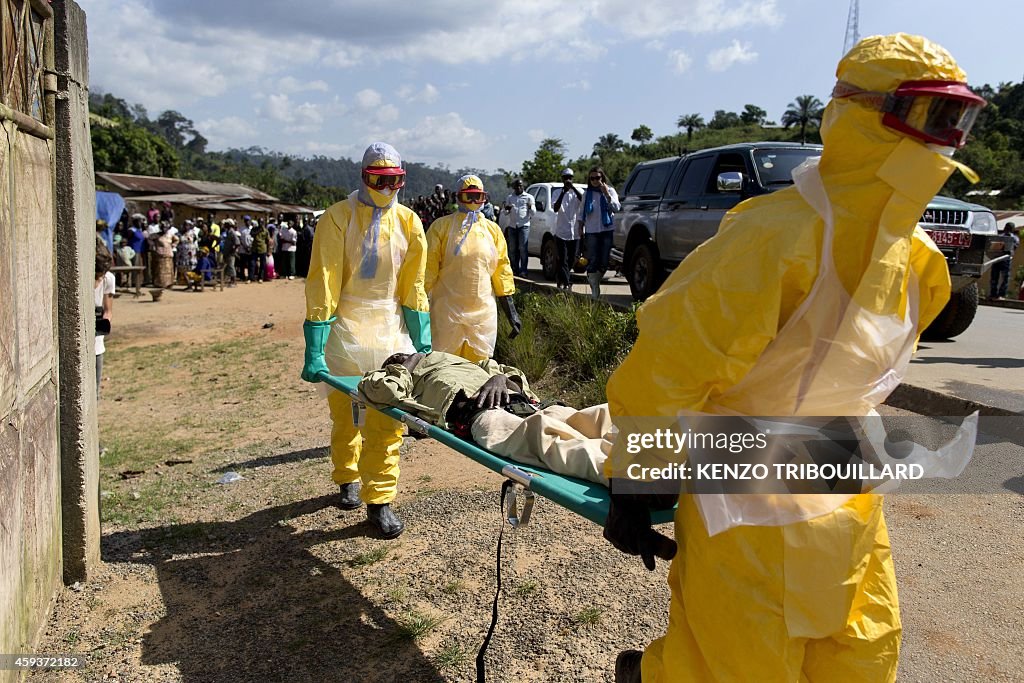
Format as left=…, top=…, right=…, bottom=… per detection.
left=611, top=141, right=1003, bottom=339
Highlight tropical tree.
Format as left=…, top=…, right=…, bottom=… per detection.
left=91, top=119, right=180, bottom=177
left=521, top=138, right=567, bottom=185
left=781, top=95, right=825, bottom=144
left=676, top=113, right=705, bottom=141
left=631, top=125, right=653, bottom=144
left=740, top=104, right=767, bottom=125
left=592, top=132, right=625, bottom=159
left=707, top=110, right=741, bottom=129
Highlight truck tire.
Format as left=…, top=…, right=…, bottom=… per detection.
left=626, top=241, right=664, bottom=301
left=922, top=282, right=979, bottom=340
left=540, top=237, right=557, bottom=281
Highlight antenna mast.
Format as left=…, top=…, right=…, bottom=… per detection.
left=843, top=0, right=860, bottom=55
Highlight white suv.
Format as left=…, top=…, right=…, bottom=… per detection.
left=522, top=181, right=587, bottom=280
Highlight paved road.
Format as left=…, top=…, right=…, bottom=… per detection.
left=878, top=406, right=1024, bottom=681
left=517, top=257, right=1024, bottom=414
left=911, top=306, right=1024, bottom=413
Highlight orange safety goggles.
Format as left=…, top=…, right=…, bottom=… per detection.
left=457, top=189, right=488, bottom=204
left=362, top=167, right=406, bottom=190
left=833, top=79, right=986, bottom=148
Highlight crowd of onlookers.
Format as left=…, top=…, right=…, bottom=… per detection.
left=100, top=203, right=316, bottom=291
left=410, top=183, right=498, bottom=228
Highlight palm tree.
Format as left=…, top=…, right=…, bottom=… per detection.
left=592, top=133, right=625, bottom=158
left=781, top=95, right=825, bottom=144
left=676, top=113, right=705, bottom=142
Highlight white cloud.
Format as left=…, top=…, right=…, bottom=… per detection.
left=599, top=0, right=782, bottom=39
left=668, top=49, right=693, bottom=74
left=355, top=89, right=383, bottom=108
left=85, top=0, right=783, bottom=117
left=707, top=40, right=758, bottom=71
left=397, top=83, right=440, bottom=104
left=260, top=93, right=346, bottom=135
left=527, top=129, right=546, bottom=143
left=84, top=0, right=322, bottom=111
left=562, top=80, right=592, bottom=91
left=277, top=76, right=329, bottom=94
left=378, top=104, right=400, bottom=123
left=379, top=113, right=488, bottom=163
left=198, top=116, right=258, bottom=148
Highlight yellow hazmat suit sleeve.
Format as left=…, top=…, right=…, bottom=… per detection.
left=305, top=200, right=350, bottom=322
left=910, top=226, right=952, bottom=331
left=487, top=219, right=516, bottom=297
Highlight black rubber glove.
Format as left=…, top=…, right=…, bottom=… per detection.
left=498, top=296, right=522, bottom=339
left=473, top=375, right=511, bottom=409
left=603, top=493, right=678, bottom=571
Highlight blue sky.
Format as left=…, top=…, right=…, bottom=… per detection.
left=80, top=0, right=1021, bottom=173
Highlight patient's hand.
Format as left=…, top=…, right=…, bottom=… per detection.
left=474, top=375, right=511, bottom=409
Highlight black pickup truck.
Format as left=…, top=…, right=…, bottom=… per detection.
left=611, top=141, right=1003, bottom=339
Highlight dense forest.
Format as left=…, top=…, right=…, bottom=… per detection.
left=90, top=81, right=1024, bottom=210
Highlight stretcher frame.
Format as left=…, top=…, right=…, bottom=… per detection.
left=320, top=373, right=675, bottom=527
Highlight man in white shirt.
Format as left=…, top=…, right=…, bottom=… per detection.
left=552, top=168, right=583, bottom=290
left=278, top=220, right=298, bottom=279
left=502, top=179, right=535, bottom=276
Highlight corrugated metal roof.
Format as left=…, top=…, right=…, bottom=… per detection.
left=96, top=172, right=279, bottom=201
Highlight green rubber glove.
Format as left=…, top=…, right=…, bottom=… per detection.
left=402, top=306, right=432, bottom=353
left=301, top=318, right=334, bottom=383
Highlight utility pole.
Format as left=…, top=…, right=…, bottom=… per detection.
left=843, top=0, right=860, bottom=56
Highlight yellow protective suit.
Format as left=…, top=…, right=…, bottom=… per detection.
left=606, top=34, right=969, bottom=682
left=306, top=182, right=428, bottom=504
left=425, top=210, right=515, bottom=362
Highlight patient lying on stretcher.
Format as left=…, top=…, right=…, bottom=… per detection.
left=358, top=351, right=611, bottom=485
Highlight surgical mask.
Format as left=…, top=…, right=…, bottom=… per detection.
left=366, top=186, right=398, bottom=208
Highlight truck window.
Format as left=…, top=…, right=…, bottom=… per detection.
left=751, top=149, right=820, bottom=186
left=645, top=162, right=673, bottom=196
left=529, top=186, right=549, bottom=212
left=626, top=161, right=674, bottom=197
left=626, top=168, right=653, bottom=195
left=670, top=156, right=715, bottom=198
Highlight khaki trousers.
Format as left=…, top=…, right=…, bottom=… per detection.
left=469, top=403, right=612, bottom=485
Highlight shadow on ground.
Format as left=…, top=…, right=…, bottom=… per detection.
left=213, top=446, right=328, bottom=473
left=103, top=496, right=444, bottom=683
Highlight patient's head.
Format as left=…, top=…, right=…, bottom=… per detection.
left=382, top=352, right=426, bottom=371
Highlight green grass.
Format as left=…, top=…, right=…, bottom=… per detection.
left=434, top=641, right=470, bottom=670
left=441, top=580, right=465, bottom=595
left=385, top=584, right=409, bottom=604
left=394, top=610, right=446, bottom=641
left=349, top=546, right=390, bottom=568
left=511, top=580, right=538, bottom=597
left=494, top=292, right=638, bottom=407
left=572, top=607, right=603, bottom=627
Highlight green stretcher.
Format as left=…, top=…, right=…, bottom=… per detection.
left=320, top=373, right=675, bottom=527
